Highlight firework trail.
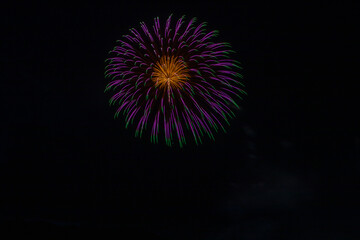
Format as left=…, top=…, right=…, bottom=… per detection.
left=105, top=15, right=246, bottom=147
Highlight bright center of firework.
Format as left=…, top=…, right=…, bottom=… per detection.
left=152, top=55, right=190, bottom=89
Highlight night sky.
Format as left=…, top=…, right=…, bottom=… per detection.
left=1, top=1, right=358, bottom=239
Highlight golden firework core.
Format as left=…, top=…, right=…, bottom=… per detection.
left=152, top=55, right=190, bottom=89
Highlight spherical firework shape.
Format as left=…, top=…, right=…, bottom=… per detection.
left=105, top=15, right=246, bottom=147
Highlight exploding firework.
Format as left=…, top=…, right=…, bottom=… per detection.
left=105, top=14, right=246, bottom=147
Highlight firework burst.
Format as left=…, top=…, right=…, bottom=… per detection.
left=105, top=14, right=246, bottom=147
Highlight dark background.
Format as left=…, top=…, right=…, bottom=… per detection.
left=1, top=1, right=358, bottom=239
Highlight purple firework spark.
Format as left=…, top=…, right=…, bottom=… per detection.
left=105, top=15, right=246, bottom=147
